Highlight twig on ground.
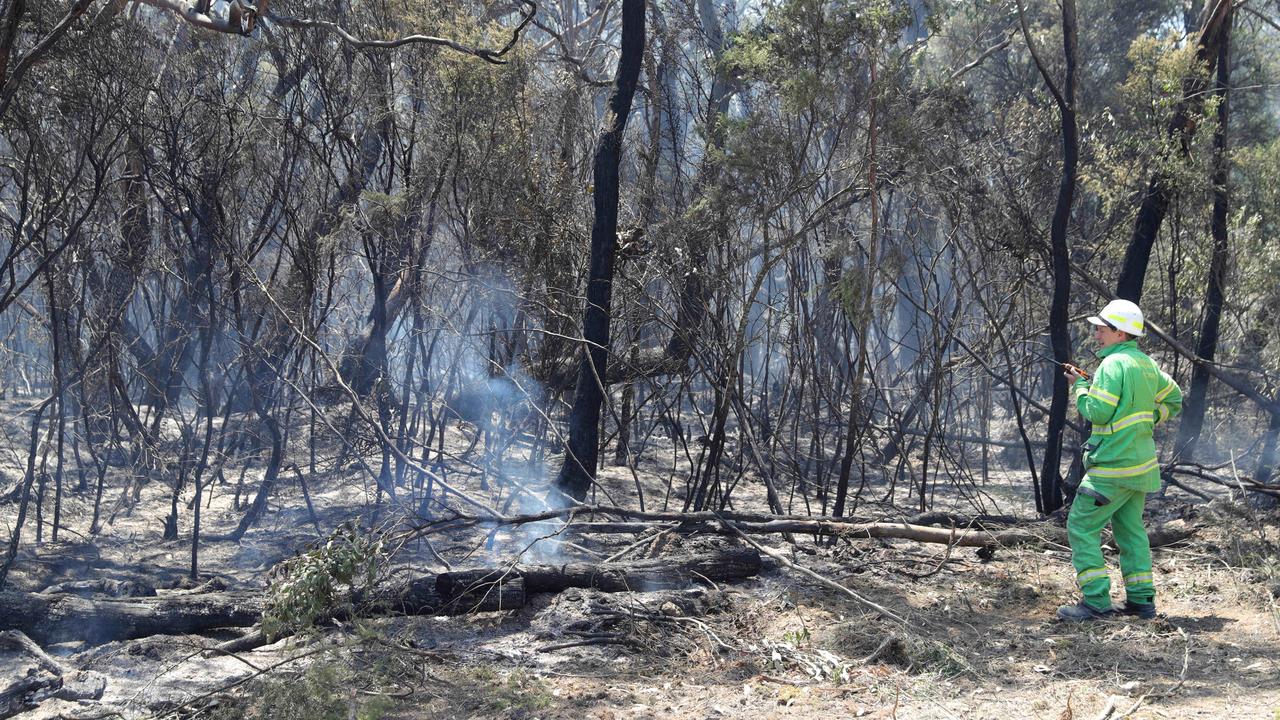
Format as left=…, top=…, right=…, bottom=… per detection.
left=141, top=642, right=337, bottom=719
left=896, top=527, right=957, bottom=580
left=717, top=517, right=907, bottom=625
left=1147, top=628, right=1191, bottom=700
left=198, top=639, right=266, bottom=672
left=1112, top=626, right=1192, bottom=719
left=1114, top=694, right=1147, bottom=719
left=537, top=635, right=628, bottom=652
left=859, top=634, right=905, bottom=665
left=603, top=526, right=676, bottom=563
left=1091, top=695, right=1117, bottom=720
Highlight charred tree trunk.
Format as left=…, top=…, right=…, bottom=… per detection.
left=1114, top=0, right=1233, bottom=302
left=1176, top=14, right=1231, bottom=462
left=555, top=0, right=646, bottom=501
left=1019, top=0, right=1079, bottom=515
left=237, top=60, right=388, bottom=411
left=832, top=40, right=881, bottom=519
left=0, top=399, right=52, bottom=590
left=1254, top=406, right=1280, bottom=496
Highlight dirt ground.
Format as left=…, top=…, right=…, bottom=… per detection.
left=2, top=405, right=1278, bottom=720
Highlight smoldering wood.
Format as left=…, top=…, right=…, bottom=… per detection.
left=208, top=574, right=527, bottom=656
left=0, top=547, right=760, bottom=647
left=0, top=573, right=524, bottom=647
left=0, top=589, right=266, bottom=646
left=436, top=546, right=762, bottom=598
left=0, top=630, right=107, bottom=718
left=560, top=519, right=1046, bottom=546
left=0, top=630, right=68, bottom=676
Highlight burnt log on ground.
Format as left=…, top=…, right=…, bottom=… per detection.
left=0, top=630, right=106, bottom=718
left=0, top=547, right=760, bottom=647
left=0, top=576, right=523, bottom=647
left=0, top=589, right=266, bottom=646
left=436, top=546, right=762, bottom=599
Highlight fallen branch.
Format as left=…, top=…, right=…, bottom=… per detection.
left=718, top=520, right=907, bottom=625
left=562, top=519, right=1050, bottom=547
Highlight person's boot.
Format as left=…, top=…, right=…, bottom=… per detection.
left=1056, top=600, right=1115, bottom=622
left=1116, top=599, right=1156, bottom=620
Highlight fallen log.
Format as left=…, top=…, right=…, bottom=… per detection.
left=0, top=573, right=524, bottom=648
left=210, top=576, right=526, bottom=656
left=0, top=547, right=759, bottom=647
left=0, top=590, right=266, bottom=646
left=436, top=546, right=762, bottom=599
left=0, top=630, right=107, bottom=718
left=0, top=630, right=69, bottom=675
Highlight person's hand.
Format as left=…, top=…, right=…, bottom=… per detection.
left=1063, top=364, right=1084, bottom=384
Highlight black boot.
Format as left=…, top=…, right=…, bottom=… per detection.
left=1056, top=601, right=1115, bottom=622
left=1116, top=599, right=1156, bottom=619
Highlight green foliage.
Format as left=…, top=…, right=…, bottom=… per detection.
left=262, top=524, right=386, bottom=640
left=783, top=627, right=812, bottom=647
left=832, top=269, right=870, bottom=328
left=1085, top=35, right=1213, bottom=208
left=240, top=659, right=395, bottom=720
left=721, top=0, right=911, bottom=112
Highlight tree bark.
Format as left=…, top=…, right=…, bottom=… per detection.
left=831, top=38, right=882, bottom=520
left=1114, top=0, right=1233, bottom=302
left=555, top=0, right=646, bottom=501
left=1025, top=0, right=1079, bottom=515
left=1175, top=13, right=1231, bottom=462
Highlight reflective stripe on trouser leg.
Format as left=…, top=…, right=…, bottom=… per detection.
left=1110, top=488, right=1155, bottom=603
left=1067, top=478, right=1122, bottom=611
left=1077, top=568, right=1110, bottom=591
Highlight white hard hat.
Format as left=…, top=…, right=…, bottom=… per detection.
left=1088, top=299, right=1145, bottom=337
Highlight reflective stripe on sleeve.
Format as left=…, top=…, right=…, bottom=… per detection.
left=1087, top=387, right=1120, bottom=407
left=1157, top=404, right=1170, bottom=424
left=1155, top=381, right=1175, bottom=402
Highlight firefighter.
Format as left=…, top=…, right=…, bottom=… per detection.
left=1057, top=299, right=1182, bottom=622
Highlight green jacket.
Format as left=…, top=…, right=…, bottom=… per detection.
left=1071, top=340, right=1182, bottom=492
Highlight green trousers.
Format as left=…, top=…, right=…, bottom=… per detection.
left=1066, top=476, right=1155, bottom=611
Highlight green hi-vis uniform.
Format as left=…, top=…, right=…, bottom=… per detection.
left=1068, top=340, right=1182, bottom=611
